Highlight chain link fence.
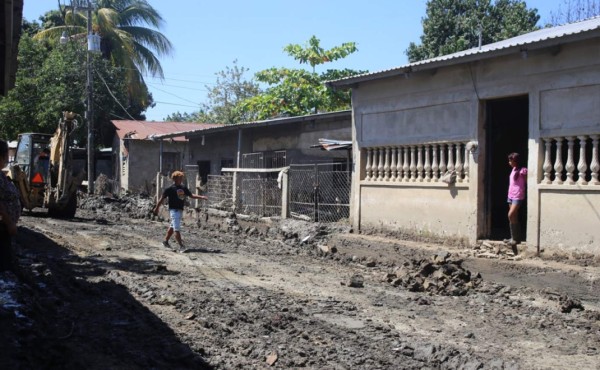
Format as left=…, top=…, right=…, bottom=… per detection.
left=237, top=172, right=282, bottom=217
left=204, top=163, right=351, bottom=222
left=206, top=174, right=233, bottom=210
left=289, top=163, right=351, bottom=222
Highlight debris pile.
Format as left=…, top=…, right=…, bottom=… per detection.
left=472, top=240, right=525, bottom=260
left=93, top=174, right=114, bottom=196
left=385, top=252, right=482, bottom=296
left=558, top=294, right=585, bottom=313
left=78, top=192, right=155, bottom=219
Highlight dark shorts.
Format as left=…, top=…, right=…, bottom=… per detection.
left=507, top=198, right=524, bottom=205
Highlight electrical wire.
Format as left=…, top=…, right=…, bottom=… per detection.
left=94, top=69, right=138, bottom=121
left=152, top=101, right=202, bottom=108
left=145, top=81, right=210, bottom=92
left=149, top=84, right=202, bottom=106
left=468, top=63, right=481, bottom=100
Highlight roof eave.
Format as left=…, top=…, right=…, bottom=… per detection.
left=150, top=110, right=351, bottom=140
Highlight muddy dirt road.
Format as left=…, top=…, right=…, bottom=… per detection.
left=1, top=196, right=599, bottom=369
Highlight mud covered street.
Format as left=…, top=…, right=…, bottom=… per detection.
left=1, top=195, right=600, bottom=369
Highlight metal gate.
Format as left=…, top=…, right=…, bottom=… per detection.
left=238, top=173, right=282, bottom=217
left=289, top=163, right=351, bottom=222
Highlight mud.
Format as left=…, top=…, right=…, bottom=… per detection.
left=1, top=194, right=599, bottom=369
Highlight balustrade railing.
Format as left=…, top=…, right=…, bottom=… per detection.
left=362, top=141, right=470, bottom=183
left=541, top=135, right=600, bottom=186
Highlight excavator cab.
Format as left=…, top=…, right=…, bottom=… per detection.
left=12, top=133, right=53, bottom=209
left=10, top=112, right=84, bottom=218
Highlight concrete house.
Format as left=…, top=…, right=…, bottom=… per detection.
left=111, top=120, right=219, bottom=192
left=329, top=17, right=600, bottom=255
left=152, top=111, right=352, bottom=220
left=153, top=110, right=352, bottom=180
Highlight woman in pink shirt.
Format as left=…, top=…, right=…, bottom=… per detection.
left=504, top=152, right=527, bottom=253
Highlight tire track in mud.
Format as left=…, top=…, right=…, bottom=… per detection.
left=17, top=213, right=600, bottom=369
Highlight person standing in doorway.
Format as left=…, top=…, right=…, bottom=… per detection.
left=504, top=152, right=527, bottom=254
left=153, top=171, right=207, bottom=251
left=0, top=139, right=21, bottom=271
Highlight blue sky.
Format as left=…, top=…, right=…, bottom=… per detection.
left=24, top=0, right=567, bottom=121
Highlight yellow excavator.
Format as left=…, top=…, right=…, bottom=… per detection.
left=9, top=112, right=86, bottom=218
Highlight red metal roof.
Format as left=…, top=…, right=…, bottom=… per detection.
left=111, top=120, right=221, bottom=141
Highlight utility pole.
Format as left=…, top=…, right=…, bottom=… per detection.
left=66, top=1, right=97, bottom=193
left=85, top=1, right=95, bottom=194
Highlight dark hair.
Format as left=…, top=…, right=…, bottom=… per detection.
left=508, top=152, right=522, bottom=179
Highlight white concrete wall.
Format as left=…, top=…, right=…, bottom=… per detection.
left=539, top=191, right=600, bottom=253
left=360, top=185, right=474, bottom=238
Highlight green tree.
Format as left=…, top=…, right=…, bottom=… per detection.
left=21, top=19, right=42, bottom=37
left=164, top=111, right=205, bottom=122
left=240, top=36, right=365, bottom=120
left=33, top=0, right=172, bottom=108
left=284, top=35, right=358, bottom=73
left=406, top=0, right=540, bottom=62
left=200, top=60, right=261, bottom=124
left=0, top=33, right=131, bottom=145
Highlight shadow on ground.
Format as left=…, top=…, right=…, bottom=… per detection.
left=0, top=227, right=212, bottom=370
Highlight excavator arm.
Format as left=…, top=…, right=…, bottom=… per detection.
left=46, top=112, right=85, bottom=218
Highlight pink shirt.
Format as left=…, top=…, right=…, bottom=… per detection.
left=508, top=167, right=528, bottom=200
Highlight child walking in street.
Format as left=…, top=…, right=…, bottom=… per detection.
left=504, top=152, right=527, bottom=254
left=153, top=171, right=207, bottom=252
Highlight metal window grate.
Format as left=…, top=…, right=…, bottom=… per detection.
left=241, top=150, right=287, bottom=168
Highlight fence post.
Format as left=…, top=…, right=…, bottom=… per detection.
left=184, top=164, right=199, bottom=208
left=155, top=172, right=162, bottom=203
left=232, top=170, right=238, bottom=211
left=262, top=181, right=266, bottom=216
left=313, top=164, right=319, bottom=222
left=281, top=169, right=289, bottom=218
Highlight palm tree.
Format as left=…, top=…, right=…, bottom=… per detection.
left=34, top=0, right=173, bottom=107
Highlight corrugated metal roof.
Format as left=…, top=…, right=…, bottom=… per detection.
left=329, top=16, right=600, bottom=87
left=150, top=110, right=352, bottom=140
left=111, top=120, right=221, bottom=141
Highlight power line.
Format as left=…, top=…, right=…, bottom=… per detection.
left=146, top=81, right=210, bottom=92
left=94, top=68, right=137, bottom=120
left=150, top=84, right=203, bottom=105
left=153, top=101, right=202, bottom=109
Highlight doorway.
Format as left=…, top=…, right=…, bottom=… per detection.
left=197, top=160, right=210, bottom=185
left=484, top=96, right=529, bottom=240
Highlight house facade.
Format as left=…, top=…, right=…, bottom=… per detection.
left=152, top=111, right=352, bottom=219
left=111, top=120, right=219, bottom=193
left=329, top=18, right=600, bottom=254
left=153, top=111, right=352, bottom=180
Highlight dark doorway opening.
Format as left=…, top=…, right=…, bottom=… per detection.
left=197, top=160, right=210, bottom=185
left=485, top=96, right=529, bottom=240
